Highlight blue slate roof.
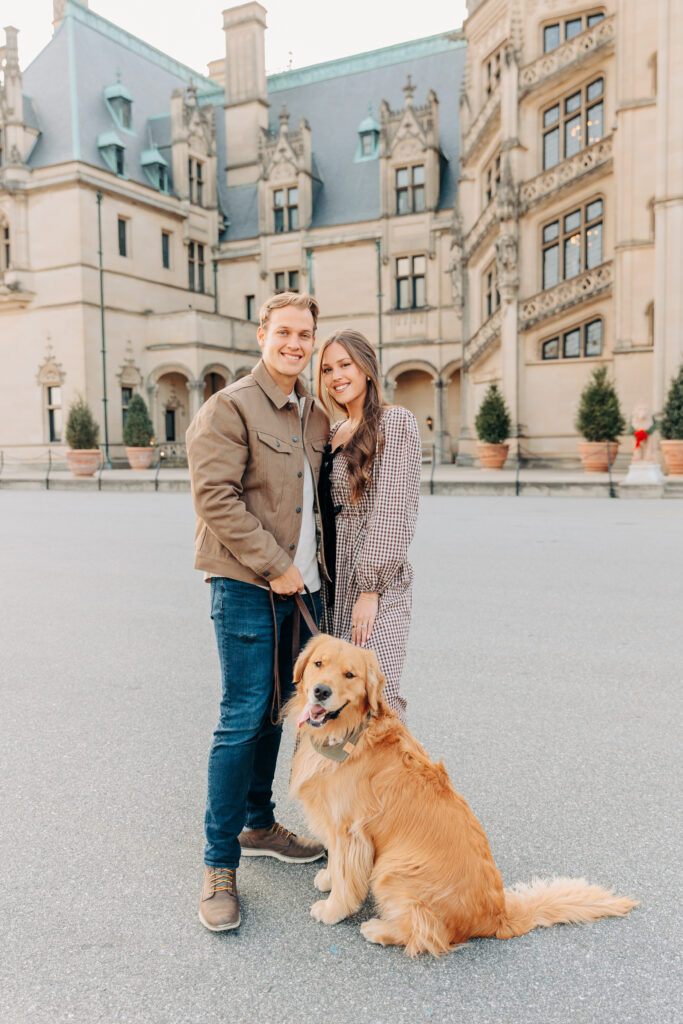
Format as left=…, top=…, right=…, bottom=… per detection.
left=20, top=0, right=464, bottom=241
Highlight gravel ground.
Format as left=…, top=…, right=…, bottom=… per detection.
left=1, top=491, right=681, bottom=1024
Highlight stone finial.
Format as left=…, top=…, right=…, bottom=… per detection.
left=402, top=74, right=416, bottom=105
left=278, top=103, right=290, bottom=131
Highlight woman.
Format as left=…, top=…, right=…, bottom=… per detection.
left=316, top=329, right=421, bottom=721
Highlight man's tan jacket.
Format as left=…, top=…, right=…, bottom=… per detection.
left=186, top=360, right=330, bottom=587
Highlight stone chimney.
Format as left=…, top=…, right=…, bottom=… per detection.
left=53, top=1, right=89, bottom=34
left=222, top=2, right=269, bottom=186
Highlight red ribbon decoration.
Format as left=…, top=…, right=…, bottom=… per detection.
left=634, top=429, right=649, bottom=449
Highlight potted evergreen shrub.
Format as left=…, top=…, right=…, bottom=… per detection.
left=660, top=363, right=683, bottom=475
left=575, top=366, right=625, bottom=472
left=123, top=393, right=155, bottom=469
left=475, top=383, right=512, bottom=469
left=65, top=395, right=101, bottom=477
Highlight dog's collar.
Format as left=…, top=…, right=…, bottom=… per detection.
left=309, top=713, right=372, bottom=763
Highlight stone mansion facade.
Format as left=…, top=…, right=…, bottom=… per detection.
left=0, top=0, right=681, bottom=465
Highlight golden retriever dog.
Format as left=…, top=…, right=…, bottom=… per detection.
left=285, top=634, right=637, bottom=957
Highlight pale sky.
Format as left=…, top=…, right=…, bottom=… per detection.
left=6, top=0, right=468, bottom=77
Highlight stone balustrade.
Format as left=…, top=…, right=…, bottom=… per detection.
left=519, top=15, right=616, bottom=94
left=519, top=136, right=613, bottom=211
left=464, top=201, right=498, bottom=260
left=461, top=87, right=501, bottom=165
left=463, top=306, right=502, bottom=370
left=520, top=261, right=612, bottom=329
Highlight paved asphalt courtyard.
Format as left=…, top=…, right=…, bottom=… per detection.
left=1, top=491, right=681, bottom=1024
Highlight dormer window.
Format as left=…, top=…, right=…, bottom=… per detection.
left=141, top=148, right=169, bottom=193
left=97, top=131, right=126, bottom=177
left=104, top=80, right=134, bottom=133
left=355, top=108, right=380, bottom=162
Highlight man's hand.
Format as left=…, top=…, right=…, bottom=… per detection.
left=270, top=564, right=305, bottom=595
left=351, top=592, right=379, bottom=646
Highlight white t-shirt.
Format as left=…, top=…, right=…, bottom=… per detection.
left=291, top=391, right=321, bottom=593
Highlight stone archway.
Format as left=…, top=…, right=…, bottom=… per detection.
left=392, top=369, right=437, bottom=442
left=201, top=364, right=230, bottom=403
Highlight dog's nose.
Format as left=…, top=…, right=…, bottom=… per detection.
left=313, top=684, right=332, bottom=702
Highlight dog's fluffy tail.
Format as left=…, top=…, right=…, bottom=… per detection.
left=496, top=877, right=638, bottom=939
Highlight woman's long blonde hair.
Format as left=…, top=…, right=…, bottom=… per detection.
left=316, top=330, right=386, bottom=502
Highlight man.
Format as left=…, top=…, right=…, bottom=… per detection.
left=186, top=292, right=330, bottom=932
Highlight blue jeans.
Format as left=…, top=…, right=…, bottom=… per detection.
left=205, top=577, right=321, bottom=868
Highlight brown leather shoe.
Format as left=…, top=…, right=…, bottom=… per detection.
left=198, top=866, right=241, bottom=932
left=238, top=822, right=325, bottom=863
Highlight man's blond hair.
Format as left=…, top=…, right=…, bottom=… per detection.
left=258, top=292, right=319, bottom=334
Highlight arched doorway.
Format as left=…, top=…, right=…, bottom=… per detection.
left=393, top=369, right=436, bottom=442
left=156, top=372, right=189, bottom=443
left=203, top=369, right=227, bottom=402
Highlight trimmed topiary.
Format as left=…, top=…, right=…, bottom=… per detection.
left=123, top=393, right=154, bottom=447
left=65, top=395, right=100, bottom=449
left=575, top=366, right=625, bottom=442
left=660, top=364, right=683, bottom=440
left=475, top=383, right=512, bottom=444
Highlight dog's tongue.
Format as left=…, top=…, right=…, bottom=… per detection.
left=297, top=703, right=313, bottom=728
left=297, top=703, right=324, bottom=728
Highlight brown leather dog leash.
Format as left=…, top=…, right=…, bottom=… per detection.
left=268, top=588, right=320, bottom=725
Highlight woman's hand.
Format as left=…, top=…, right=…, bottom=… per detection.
left=351, top=592, right=379, bottom=647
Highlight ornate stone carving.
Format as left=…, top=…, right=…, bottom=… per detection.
left=379, top=79, right=439, bottom=159
left=496, top=154, right=517, bottom=222
left=463, top=307, right=502, bottom=370
left=260, top=105, right=310, bottom=182
left=520, top=261, right=613, bottom=329
left=116, top=342, right=142, bottom=389
left=174, top=82, right=216, bottom=155
left=36, top=342, right=65, bottom=387
left=495, top=233, right=518, bottom=303
left=519, top=14, right=615, bottom=94
left=519, top=136, right=613, bottom=211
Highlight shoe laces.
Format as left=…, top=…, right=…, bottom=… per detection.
left=208, top=868, right=236, bottom=895
left=271, top=823, right=295, bottom=841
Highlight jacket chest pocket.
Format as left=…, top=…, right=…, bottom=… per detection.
left=253, top=431, right=294, bottom=498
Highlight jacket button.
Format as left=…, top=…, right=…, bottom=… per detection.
left=297, top=471, right=302, bottom=478
left=296, top=507, right=301, bottom=514
left=292, top=435, right=298, bottom=442
left=289, top=544, right=295, bottom=551
left=276, top=440, right=280, bottom=447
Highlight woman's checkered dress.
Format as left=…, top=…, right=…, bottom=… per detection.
left=321, top=405, right=421, bottom=720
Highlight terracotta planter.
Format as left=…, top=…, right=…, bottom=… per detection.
left=660, top=439, right=683, bottom=476
left=126, top=446, right=155, bottom=470
left=66, top=449, right=102, bottom=477
left=577, top=441, right=619, bottom=473
left=477, top=442, right=509, bottom=470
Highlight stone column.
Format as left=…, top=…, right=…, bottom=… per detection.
left=187, top=379, right=205, bottom=419
left=146, top=382, right=160, bottom=444
left=433, top=378, right=451, bottom=463
left=383, top=377, right=396, bottom=403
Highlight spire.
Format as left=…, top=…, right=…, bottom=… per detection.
left=402, top=74, right=416, bottom=106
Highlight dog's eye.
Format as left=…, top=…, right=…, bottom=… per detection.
left=344, top=671, right=355, bottom=679
left=314, top=660, right=323, bottom=668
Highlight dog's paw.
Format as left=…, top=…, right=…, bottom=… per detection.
left=310, top=899, right=345, bottom=925
left=314, top=868, right=332, bottom=892
left=360, top=918, right=389, bottom=945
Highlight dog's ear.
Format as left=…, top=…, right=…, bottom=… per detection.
left=293, top=634, right=325, bottom=686
left=364, top=649, right=387, bottom=711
